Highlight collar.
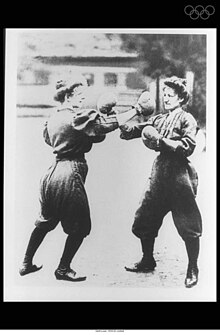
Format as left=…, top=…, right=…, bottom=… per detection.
left=167, top=107, right=183, bottom=117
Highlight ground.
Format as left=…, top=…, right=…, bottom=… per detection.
left=4, top=111, right=216, bottom=301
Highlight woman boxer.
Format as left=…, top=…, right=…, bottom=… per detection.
left=19, top=75, right=143, bottom=282
left=120, top=76, right=202, bottom=288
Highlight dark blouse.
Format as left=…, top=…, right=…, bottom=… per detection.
left=43, top=107, right=119, bottom=158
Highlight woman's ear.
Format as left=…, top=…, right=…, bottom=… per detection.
left=178, top=97, right=184, bottom=104
left=65, top=94, right=70, bottom=103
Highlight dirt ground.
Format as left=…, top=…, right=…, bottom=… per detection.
left=4, top=113, right=216, bottom=301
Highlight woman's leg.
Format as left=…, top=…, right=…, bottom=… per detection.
left=19, top=227, right=48, bottom=276
left=184, top=237, right=200, bottom=288
left=125, top=174, right=170, bottom=272
left=55, top=232, right=86, bottom=282
left=19, top=216, right=59, bottom=276
left=172, top=177, right=202, bottom=288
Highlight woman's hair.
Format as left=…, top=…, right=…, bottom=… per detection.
left=53, top=75, right=87, bottom=103
left=163, top=76, right=190, bottom=105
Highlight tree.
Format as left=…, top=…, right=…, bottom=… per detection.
left=118, top=34, right=206, bottom=128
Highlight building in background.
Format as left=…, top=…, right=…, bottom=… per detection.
left=16, top=31, right=195, bottom=117
left=16, top=31, right=151, bottom=108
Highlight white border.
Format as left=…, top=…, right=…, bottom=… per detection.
left=4, top=28, right=216, bottom=302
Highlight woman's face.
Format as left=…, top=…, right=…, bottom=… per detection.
left=67, top=85, right=86, bottom=107
left=163, top=86, right=183, bottom=111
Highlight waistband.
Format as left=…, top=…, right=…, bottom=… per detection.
left=159, top=150, right=188, bottom=160
left=56, top=153, right=85, bottom=162
left=158, top=151, right=190, bottom=167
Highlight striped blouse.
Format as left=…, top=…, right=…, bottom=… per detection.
left=120, top=107, right=198, bottom=157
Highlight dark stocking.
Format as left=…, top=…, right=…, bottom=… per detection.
left=58, top=233, right=84, bottom=270
left=185, top=238, right=200, bottom=268
left=141, top=237, right=155, bottom=261
left=23, top=227, right=48, bottom=265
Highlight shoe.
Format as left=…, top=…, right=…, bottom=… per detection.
left=185, top=266, right=199, bottom=288
left=54, top=268, right=86, bottom=282
left=125, top=257, right=156, bottom=273
left=19, top=263, right=43, bottom=276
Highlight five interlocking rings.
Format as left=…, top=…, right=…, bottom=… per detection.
left=184, top=5, right=215, bottom=19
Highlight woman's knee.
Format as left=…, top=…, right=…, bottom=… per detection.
left=61, top=220, right=91, bottom=237
left=35, top=219, right=59, bottom=232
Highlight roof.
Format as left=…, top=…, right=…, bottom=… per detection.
left=17, top=30, right=138, bottom=59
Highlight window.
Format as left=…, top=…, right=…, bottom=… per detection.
left=104, top=73, right=117, bottom=86
left=83, top=73, right=94, bottom=86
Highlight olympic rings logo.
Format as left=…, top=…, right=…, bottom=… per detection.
left=184, top=5, right=215, bottom=19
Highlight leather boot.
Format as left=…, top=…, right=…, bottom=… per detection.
left=55, top=267, right=86, bottom=282
left=19, top=263, right=43, bottom=276
left=184, top=238, right=200, bottom=288
left=125, top=237, right=156, bottom=273
left=55, top=233, right=86, bottom=281
left=185, top=266, right=199, bottom=288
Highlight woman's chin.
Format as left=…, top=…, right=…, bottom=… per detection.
left=164, top=105, right=170, bottom=110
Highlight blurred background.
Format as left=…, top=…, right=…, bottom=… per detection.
left=16, top=30, right=206, bottom=132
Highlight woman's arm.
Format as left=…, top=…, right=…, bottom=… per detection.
left=160, top=113, right=197, bottom=157
left=72, top=108, right=138, bottom=137
left=120, top=122, right=148, bottom=140
left=120, top=114, right=156, bottom=140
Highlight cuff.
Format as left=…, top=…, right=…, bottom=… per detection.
left=161, top=138, right=182, bottom=152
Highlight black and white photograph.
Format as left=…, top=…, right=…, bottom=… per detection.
left=4, top=28, right=216, bottom=302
